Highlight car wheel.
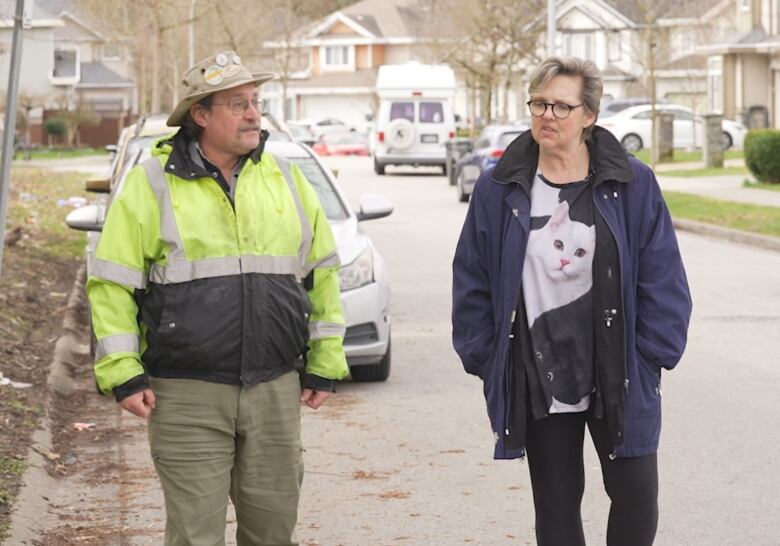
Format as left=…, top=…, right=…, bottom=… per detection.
left=457, top=171, right=470, bottom=203
left=374, top=158, right=385, bottom=175
left=621, top=133, right=643, bottom=152
left=350, top=336, right=391, bottom=382
left=721, top=131, right=733, bottom=151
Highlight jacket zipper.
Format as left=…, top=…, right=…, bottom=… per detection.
left=593, top=185, right=629, bottom=456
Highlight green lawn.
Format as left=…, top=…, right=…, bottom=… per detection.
left=664, top=191, right=780, bottom=238
left=659, top=166, right=750, bottom=178
left=13, top=147, right=108, bottom=160
left=634, top=149, right=743, bottom=164
left=743, top=180, right=780, bottom=192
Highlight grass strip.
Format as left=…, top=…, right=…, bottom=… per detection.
left=664, top=191, right=780, bottom=238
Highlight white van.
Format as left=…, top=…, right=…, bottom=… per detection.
left=372, top=62, right=456, bottom=175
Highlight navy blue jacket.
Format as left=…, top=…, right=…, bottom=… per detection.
left=452, top=127, right=692, bottom=459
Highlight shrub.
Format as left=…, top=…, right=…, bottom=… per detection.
left=44, top=117, right=67, bottom=136
left=744, top=129, right=780, bottom=184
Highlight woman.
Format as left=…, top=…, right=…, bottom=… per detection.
left=452, top=57, right=692, bottom=545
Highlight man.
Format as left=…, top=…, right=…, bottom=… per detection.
left=86, top=50, right=349, bottom=545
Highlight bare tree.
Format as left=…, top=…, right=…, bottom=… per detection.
left=428, top=0, right=544, bottom=129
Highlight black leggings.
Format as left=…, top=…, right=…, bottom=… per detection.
left=526, top=411, right=658, bottom=546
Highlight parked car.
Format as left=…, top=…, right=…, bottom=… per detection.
left=312, top=131, right=370, bottom=156
left=598, top=103, right=747, bottom=152
left=287, top=123, right=316, bottom=146
left=453, top=122, right=529, bottom=202
left=599, top=97, right=660, bottom=118
left=290, top=117, right=350, bottom=140
left=66, top=126, right=395, bottom=382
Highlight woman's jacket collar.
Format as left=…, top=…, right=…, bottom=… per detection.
left=492, top=125, right=635, bottom=191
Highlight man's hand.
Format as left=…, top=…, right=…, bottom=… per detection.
left=300, top=388, right=331, bottom=410
left=119, top=388, right=156, bottom=418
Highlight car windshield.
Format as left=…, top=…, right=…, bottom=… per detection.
left=288, top=156, right=348, bottom=220
left=497, top=132, right=521, bottom=148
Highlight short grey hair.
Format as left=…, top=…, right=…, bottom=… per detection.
left=527, top=56, right=603, bottom=141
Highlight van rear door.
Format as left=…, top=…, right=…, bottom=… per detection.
left=415, top=101, right=451, bottom=159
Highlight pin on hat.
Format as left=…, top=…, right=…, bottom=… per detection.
left=167, top=50, right=277, bottom=126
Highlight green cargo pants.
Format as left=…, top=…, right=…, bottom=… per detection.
left=147, top=371, right=303, bottom=546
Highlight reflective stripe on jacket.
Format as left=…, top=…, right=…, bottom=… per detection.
left=87, top=133, right=348, bottom=396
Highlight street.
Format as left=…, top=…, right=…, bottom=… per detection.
left=297, top=157, right=780, bottom=545
left=8, top=156, right=780, bottom=546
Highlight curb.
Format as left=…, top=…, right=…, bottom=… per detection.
left=6, top=265, right=87, bottom=545
left=673, top=218, right=780, bottom=253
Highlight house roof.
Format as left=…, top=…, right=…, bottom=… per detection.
left=601, top=0, right=718, bottom=23
left=660, top=53, right=707, bottom=71
left=78, top=62, right=133, bottom=87
left=0, top=0, right=59, bottom=21
left=296, top=0, right=436, bottom=41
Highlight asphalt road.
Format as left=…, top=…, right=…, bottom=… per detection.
left=11, top=155, right=779, bottom=545
left=297, top=157, right=780, bottom=546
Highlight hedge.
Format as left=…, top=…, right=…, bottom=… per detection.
left=744, top=129, right=780, bottom=184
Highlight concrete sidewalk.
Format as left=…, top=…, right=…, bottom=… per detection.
left=657, top=173, right=780, bottom=208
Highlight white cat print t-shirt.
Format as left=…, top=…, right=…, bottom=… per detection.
left=522, top=171, right=596, bottom=414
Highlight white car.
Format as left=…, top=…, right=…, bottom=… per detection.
left=66, top=133, right=395, bottom=382
left=597, top=104, right=747, bottom=152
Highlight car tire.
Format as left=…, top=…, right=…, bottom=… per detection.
left=374, top=158, right=385, bottom=175
left=621, top=133, right=643, bottom=152
left=350, top=336, right=391, bottom=382
left=722, top=131, right=733, bottom=151
left=457, top=171, right=470, bottom=203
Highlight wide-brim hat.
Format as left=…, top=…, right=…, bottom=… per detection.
left=167, top=50, right=277, bottom=126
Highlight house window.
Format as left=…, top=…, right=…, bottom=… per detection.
left=740, top=0, right=750, bottom=10
left=101, top=43, right=122, bottom=61
left=607, top=32, right=621, bottom=62
left=52, top=47, right=78, bottom=78
left=324, top=46, right=349, bottom=67
left=565, top=33, right=593, bottom=61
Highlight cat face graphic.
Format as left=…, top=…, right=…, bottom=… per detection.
left=528, top=200, right=595, bottom=282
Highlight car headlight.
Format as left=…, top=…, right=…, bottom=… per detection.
left=339, top=246, right=373, bottom=291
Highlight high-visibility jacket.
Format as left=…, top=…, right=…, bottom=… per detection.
left=86, top=132, right=349, bottom=398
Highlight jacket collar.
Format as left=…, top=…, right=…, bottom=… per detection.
left=492, top=125, right=634, bottom=192
left=158, top=128, right=269, bottom=181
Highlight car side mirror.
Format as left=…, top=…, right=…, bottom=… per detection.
left=357, top=194, right=393, bottom=222
left=65, top=204, right=104, bottom=232
left=84, top=175, right=110, bottom=193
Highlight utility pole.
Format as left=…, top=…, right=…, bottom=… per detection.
left=0, top=0, right=32, bottom=278
left=547, top=0, right=556, bottom=57
left=188, top=0, right=197, bottom=68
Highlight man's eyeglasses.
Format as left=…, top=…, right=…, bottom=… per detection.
left=527, top=100, right=583, bottom=120
left=211, top=97, right=266, bottom=116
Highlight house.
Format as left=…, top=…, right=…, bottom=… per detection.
left=260, top=0, right=448, bottom=131
left=0, top=0, right=136, bottom=147
left=700, top=0, right=780, bottom=128
left=550, top=0, right=737, bottom=111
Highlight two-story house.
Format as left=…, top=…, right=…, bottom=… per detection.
left=260, top=0, right=440, bottom=131
left=0, top=0, right=135, bottom=146
left=700, top=0, right=780, bottom=128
